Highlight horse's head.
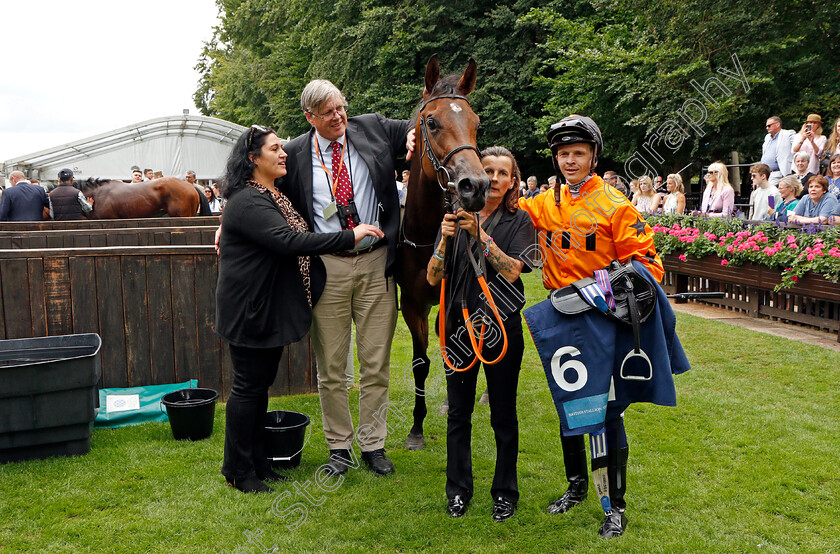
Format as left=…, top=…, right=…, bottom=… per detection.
left=416, top=55, right=489, bottom=213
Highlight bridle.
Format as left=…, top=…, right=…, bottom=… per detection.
left=401, top=94, right=482, bottom=250
left=417, top=94, right=482, bottom=196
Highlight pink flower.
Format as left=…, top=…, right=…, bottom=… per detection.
left=721, top=259, right=729, bottom=266
left=727, top=245, right=735, bottom=253
left=806, top=254, right=815, bottom=261
left=678, top=254, right=687, bottom=261
left=792, top=276, right=799, bottom=282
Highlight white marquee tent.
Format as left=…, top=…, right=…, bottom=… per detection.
left=1, top=114, right=247, bottom=186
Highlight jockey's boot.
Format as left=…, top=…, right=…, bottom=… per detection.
left=548, top=434, right=588, bottom=514
left=599, top=446, right=629, bottom=539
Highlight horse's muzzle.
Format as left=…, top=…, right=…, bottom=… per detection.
left=456, top=175, right=489, bottom=212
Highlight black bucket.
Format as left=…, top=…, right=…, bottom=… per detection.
left=263, top=410, right=310, bottom=469
left=161, top=388, right=219, bottom=441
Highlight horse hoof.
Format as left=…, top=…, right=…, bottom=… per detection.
left=438, top=399, right=449, bottom=416
left=405, top=433, right=425, bottom=451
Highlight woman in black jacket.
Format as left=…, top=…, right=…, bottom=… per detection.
left=216, top=125, right=382, bottom=493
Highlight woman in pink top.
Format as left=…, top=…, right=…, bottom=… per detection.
left=700, top=162, right=735, bottom=217
left=791, top=114, right=827, bottom=175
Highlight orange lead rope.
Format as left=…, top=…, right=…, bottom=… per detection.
left=464, top=275, right=508, bottom=365
left=439, top=277, right=481, bottom=372
left=438, top=230, right=509, bottom=372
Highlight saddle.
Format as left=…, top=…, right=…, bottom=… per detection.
left=550, top=260, right=658, bottom=380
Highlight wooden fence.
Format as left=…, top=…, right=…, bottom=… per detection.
left=0, top=220, right=316, bottom=399
left=661, top=254, right=840, bottom=341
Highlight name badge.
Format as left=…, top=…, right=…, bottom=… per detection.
left=322, top=201, right=338, bottom=220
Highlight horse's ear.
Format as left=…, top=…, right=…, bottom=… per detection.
left=457, top=58, right=477, bottom=96
left=424, top=54, right=440, bottom=100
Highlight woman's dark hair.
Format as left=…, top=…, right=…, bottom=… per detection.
left=480, top=146, right=521, bottom=213
left=219, top=125, right=276, bottom=199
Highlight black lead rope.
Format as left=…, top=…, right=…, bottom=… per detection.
left=442, top=209, right=504, bottom=329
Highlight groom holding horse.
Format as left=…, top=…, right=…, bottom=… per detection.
left=281, top=79, right=413, bottom=477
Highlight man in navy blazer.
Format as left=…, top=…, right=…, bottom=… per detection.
left=282, top=79, right=411, bottom=477
left=0, top=171, right=48, bottom=221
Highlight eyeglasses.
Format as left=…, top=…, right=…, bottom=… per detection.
left=308, top=105, right=348, bottom=121
left=248, top=124, right=269, bottom=150
left=750, top=173, right=759, bottom=177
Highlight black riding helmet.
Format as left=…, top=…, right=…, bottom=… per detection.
left=547, top=115, right=603, bottom=183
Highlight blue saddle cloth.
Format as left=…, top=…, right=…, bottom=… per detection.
left=523, top=261, right=690, bottom=436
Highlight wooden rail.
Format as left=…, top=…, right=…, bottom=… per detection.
left=661, top=254, right=840, bottom=342
left=0, top=224, right=317, bottom=399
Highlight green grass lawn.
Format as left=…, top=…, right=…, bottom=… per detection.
left=2, top=272, right=839, bottom=553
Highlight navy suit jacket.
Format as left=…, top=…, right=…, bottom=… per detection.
left=281, top=113, right=410, bottom=284
left=0, top=182, right=49, bottom=221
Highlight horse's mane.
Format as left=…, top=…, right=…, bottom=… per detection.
left=77, top=177, right=118, bottom=193
left=410, top=74, right=464, bottom=127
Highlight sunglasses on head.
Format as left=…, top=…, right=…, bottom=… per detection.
left=247, top=125, right=269, bottom=150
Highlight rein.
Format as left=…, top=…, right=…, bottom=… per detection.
left=438, top=209, right=509, bottom=372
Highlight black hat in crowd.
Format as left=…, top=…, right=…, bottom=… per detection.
left=58, top=168, right=74, bottom=181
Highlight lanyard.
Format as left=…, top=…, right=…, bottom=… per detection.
left=313, top=135, right=348, bottom=199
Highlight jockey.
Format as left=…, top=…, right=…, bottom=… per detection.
left=518, top=115, right=686, bottom=539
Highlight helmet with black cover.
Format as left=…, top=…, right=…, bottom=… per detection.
left=547, top=115, right=603, bottom=182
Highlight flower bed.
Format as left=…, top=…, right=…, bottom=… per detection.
left=647, top=214, right=840, bottom=291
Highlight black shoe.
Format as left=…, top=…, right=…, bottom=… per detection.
left=256, top=468, right=289, bottom=482
left=446, top=495, right=469, bottom=518
left=547, top=478, right=588, bottom=514
left=599, top=510, right=627, bottom=539
left=226, top=477, right=274, bottom=494
left=491, top=496, right=516, bottom=522
left=324, top=449, right=353, bottom=476
left=361, top=448, right=395, bottom=476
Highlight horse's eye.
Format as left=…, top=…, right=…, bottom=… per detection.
left=426, top=116, right=437, bottom=130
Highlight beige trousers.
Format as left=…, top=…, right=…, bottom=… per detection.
left=311, top=246, right=397, bottom=451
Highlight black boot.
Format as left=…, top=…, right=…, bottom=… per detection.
left=548, top=434, right=588, bottom=514
left=599, top=446, right=629, bottom=538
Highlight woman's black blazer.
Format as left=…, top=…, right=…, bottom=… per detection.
left=215, top=186, right=355, bottom=348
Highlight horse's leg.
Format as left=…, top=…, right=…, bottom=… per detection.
left=402, top=296, right=431, bottom=450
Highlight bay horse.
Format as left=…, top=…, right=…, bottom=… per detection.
left=78, top=177, right=201, bottom=219
left=398, top=55, right=489, bottom=450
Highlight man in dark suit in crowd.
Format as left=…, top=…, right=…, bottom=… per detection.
left=282, top=79, right=411, bottom=477
left=0, top=170, right=49, bottom=221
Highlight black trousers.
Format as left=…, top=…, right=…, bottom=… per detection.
left=446, top=330, right=524, bottom=504
left=221, top=344, right=284, bottom=481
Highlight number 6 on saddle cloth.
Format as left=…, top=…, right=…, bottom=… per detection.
left=523, top=260, right=690, bottom=437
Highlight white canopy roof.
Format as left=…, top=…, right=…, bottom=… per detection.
left=2, top=114, right=247, bottom=184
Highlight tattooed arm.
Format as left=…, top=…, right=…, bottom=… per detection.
left=479, top=230, right=524, bottom=283
left=427, top=213, right=457, bottom=286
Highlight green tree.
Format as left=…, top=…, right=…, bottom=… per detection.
left=195, top=0, right=552, bottom=173
left=527, top=0, right=838, bottom=187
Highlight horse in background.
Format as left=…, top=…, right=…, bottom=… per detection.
left=397, top=55, right=489, bottom=450
left=77, top=177, right=201, bottom=219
